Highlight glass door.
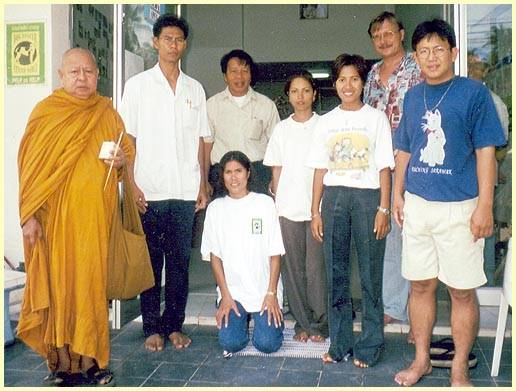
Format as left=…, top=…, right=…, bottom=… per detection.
left=111, top=4, right=178, bottom=328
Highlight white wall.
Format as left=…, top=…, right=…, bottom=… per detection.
left=4, top=4, right=70, bottom=266
left=183, top=4, right=394, bottom=97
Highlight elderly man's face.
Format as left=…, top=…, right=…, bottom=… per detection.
left=371, top=19, right=405, bottom=60
left=59, top=49, right=99, bottom=99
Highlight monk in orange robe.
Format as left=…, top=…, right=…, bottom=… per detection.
left=17, top=47, right=135, bottom=386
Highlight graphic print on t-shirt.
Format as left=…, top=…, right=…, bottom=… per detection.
left=326, top=131, right=370, bottom=174
left=252, top=218, right=263, bottom=234
left=419, top=109, right=446, bottom=167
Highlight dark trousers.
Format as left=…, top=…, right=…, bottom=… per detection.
left=279, top=217, right=328, bottom=337
left=140, top=199, right=195, bottom=338
left=208, top=160, right=271, bottom=199
left=322, top=186, right=386, bottom=366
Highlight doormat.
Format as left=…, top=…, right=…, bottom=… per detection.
left=234, top=327, right=330, bottom=358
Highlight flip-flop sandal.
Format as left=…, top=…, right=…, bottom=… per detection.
left=430, top=352, right=478, bottom=369
left=85, top=364, right=116, bottom=387
left=429, top=337, right=454, bottom=355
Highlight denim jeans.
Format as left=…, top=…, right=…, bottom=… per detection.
left=140, top=199, right=195, bottom=338
left=382, top=176, right=410, bottom=321
left=322, top=186, right=385, bottom=366
left=218, top=301, right=284, bottom=354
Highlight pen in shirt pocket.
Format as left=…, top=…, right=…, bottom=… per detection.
left=186, top=98, right=192, bottom=109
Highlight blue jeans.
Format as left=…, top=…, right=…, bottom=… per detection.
left=322, top=186, right=385, bottom=366
left=218, top=301, right=284, bottom=354
left=140, top=199, right=196, bottom=338
left=382, top=176, right=410, bottom=321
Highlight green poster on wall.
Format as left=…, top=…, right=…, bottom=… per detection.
left=6, top=22, right=45, bottom=85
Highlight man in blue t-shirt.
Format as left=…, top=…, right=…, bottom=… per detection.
left=392, top=19, right=505, bottom=387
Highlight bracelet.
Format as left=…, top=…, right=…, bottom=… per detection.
left=266, top=291, right=276, bottom=296
left=377, top=206, right=390, bottom=215
left=311, top=213, right=321, bottom=219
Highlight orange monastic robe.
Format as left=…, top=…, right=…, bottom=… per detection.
left=17, top=88, right=135, bottom=369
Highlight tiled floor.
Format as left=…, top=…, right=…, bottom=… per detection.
left=4, top=251, right=512, bottom=387
left=4, top=321, right=512, bottom=387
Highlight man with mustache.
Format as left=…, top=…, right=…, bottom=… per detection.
left=363, top=12, right=423, bottom=340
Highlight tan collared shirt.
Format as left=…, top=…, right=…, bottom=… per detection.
left=206, top=87, right=280, bottom=163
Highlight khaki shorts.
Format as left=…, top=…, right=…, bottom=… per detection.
left=401, top=192, right=486, bottom=289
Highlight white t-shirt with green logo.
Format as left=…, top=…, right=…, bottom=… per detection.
left=201, top=192, right=285, bottom=312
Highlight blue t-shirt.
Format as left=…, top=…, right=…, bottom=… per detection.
left=394, top=76, right=506, bottom=202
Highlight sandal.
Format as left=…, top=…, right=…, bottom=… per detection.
left=57, top=372, right=88, bottom=387
left=85, top=364, right=116, bottom=387
left=429, top=337, right=454, bottom=355
left=430, top=352, right=478, bottom=369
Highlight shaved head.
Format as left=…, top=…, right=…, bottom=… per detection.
left=58, top=47, right=99, bottom=99
left=61, top=47, right=97, bottom=70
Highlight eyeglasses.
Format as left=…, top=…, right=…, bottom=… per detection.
left=416, top=46, right=450, bottom=59
left=371, top=30, right=399, bottom=42
left=161, top=36, right=186, bottom=46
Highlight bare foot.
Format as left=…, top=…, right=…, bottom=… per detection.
left=293, top=331, right=309, bottom=342
left=407, top=328, right=415, bottom=344
left=309, top=334, right=326, bottom=343
left=144, top=334, right=164, bottom=352
left=394, top=361, right=432, bottom=386
left=169, top=331, right=191, bottom=350
left=384, top=314, right=399, bottom=325
left=353, top=358, right=369, bottom=368
left=451, top=358, right=473, bottom=387
left=322, top=353, right=337, bottom=364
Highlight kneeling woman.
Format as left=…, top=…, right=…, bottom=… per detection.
left=307, top=54, right=394, bottom=367
left=201, top=151, right=285, bottom=354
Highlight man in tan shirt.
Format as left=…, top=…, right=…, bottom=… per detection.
left=204, top=49, right=280, bottom=198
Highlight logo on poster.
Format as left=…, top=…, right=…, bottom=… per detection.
left=14, top=41, right=37, bottom=66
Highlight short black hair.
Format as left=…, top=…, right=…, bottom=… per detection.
left=332, top=54, right=368, bottom=84
left=412, top=18, right=456, bottom=51
left=283, top=70, right=318, bottom=97
left=219, top=151, right=252, bottom=195
left=220, top=49, right=256, bottom=76
left=368, top=11, right=404, bottom=37
left=153, top=14, right=189, bottom=39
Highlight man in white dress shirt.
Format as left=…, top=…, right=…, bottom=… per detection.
left=119, top=14, right=210, bottom=353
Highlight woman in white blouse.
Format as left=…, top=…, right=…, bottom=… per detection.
left=264, top=71, right=328, bottom=343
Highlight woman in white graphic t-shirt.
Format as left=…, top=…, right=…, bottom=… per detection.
left=307, top=54, right=394, bottom=368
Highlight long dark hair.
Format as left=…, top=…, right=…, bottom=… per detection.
left=218, top=151, right=252, bottom=195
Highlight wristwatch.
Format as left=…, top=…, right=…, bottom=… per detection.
left=377, top=206, right=390, bottom=215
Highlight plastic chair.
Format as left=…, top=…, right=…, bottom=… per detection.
left=491, top=237, right=512, bottom=377
left=4, top=269, right=26, bottom=345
